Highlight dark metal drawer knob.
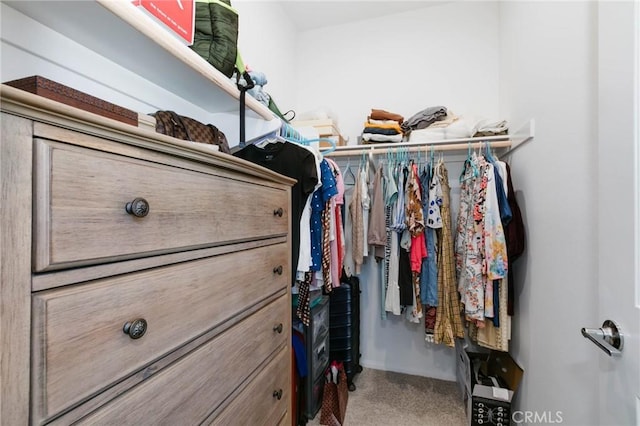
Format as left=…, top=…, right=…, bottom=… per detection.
left=125, top=198, right=150, bottom=218
left=123, top=318, right=147, bottom=339
left=273, top=323, right=283, bottom=334
left=272, top=389, right=283, bottom=400
left=273, top=265, right=283, bottom=275
left=273, top=207, right=283, bottom=217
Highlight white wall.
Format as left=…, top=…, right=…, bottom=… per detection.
left=499, top=2, right=600, bottom=424
left=293, top=1, right=501, bottom=144
left=234, top=1, right=298, bottom=112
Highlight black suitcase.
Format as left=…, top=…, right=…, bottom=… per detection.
left=328, top=274, right=362, bottom=391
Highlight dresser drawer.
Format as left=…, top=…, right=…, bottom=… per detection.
left=32, top=244, right=288, bottom=423
left=210, top=346, right=289, bottom=426
left=73, top=295, right=289, bottom=425
left=33, top=139, right=289, bottom=271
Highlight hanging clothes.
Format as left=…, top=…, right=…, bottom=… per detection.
left=384, top=161, right=401, bottom=315
left=405, top=162, right=425, bottom=322
left=342, top=162, right=357, bottom=278
left=349, top=167, right=364, bottom=274
left=326, top=159, right=345, bottom=288
left=368, top=164, right=388, bottom=319
left=398, top=230, right=414, bottom=307
left=406, top=162, right=426, bottom=271
left=387, top=163, right=412, bottom=315
left=368, top=164, right=387, bottom=260
left=453, top=148, right=521, bottom=352
left=322, top=144, right=521, bottom=352
left=470, top=276, right=510, bottom=352
left=421, top=161, right=441, bottom=340
left=482, top=161, right=508, bottom=320
left=420, top=162, right=440, bottom=307
left=361, top=161, right=371, bottom=258
left=296, top=145, right=323, bottom=277
left=455, top=153, right=489, bottom=325
left=433, top=162, right=465, bottom=347
left=310, top=159, right=338, bottom=273
left=321, top=200, right=333, bottom=291
left=504, top=163, right=526, bottom=315
left=296, top=271, right=313, bottom=326
left=395, top=166, right=413, bottom=308
left=488, top=157, right=511, bottom=327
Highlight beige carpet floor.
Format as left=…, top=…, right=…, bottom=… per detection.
left=307, top=368, right=466, bottom=426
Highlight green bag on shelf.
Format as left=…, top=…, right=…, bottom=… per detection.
left=190, top=0, right=239, bottom=78
left=268, top=97, right=294, bottom=123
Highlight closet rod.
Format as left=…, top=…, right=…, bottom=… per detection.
left=322, top=139, right=511, bottom=157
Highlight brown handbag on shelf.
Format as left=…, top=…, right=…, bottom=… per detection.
left=152, top=110, right=230, bottom=154
left=320, top=362, right=349, bottom=426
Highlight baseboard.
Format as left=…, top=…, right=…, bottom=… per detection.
left=359, top=359, right=456, bottom=382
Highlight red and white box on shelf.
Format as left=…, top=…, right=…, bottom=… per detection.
left=132, top=0, right=195, bottom=45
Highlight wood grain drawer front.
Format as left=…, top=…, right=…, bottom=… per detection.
left=33, top=139, right=289, bottom=271
left=211, top=347, right=289, bottom=426
left=74, top=296, right=289, bottom=425
left=32, top=244, right=288, bottom=423
left=277, top=412, right=291, bottom=426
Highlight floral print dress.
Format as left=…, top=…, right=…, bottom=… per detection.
left=455, top=154, right=508, bottom=326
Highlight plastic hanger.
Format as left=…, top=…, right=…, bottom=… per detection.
left=278, top=121, right=337, bottom=155
left=343, top=158, right=356, bottom=186
left=460, top=141, right=479, bottom=183
left=368, top=146, right=375, bottom=171
left=430, top=145, right=435, bottom=168
left=484, top=141, right=497, bottom=163
left=305, top=137, right=337, bottom=155
left=254, top=131, right=285, bottom=148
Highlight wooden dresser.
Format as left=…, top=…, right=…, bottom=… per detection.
left=0, top=85, right=294, bottom=425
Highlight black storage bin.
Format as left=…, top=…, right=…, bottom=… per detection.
left=293, top=293, right=330, bottom=424
left=328, top=275, right=362, bottom=391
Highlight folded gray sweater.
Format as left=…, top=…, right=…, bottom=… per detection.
left=401, top=106, right=447, bottom=133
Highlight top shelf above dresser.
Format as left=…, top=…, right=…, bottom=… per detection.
left=2, top=0, right=279, bottom=143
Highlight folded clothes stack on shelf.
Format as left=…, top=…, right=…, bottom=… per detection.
left=403, top=106, right=509, bottom=143
left=361, top=108, right=405, bottom=143
left=359, top=106, right=509, bottom=145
